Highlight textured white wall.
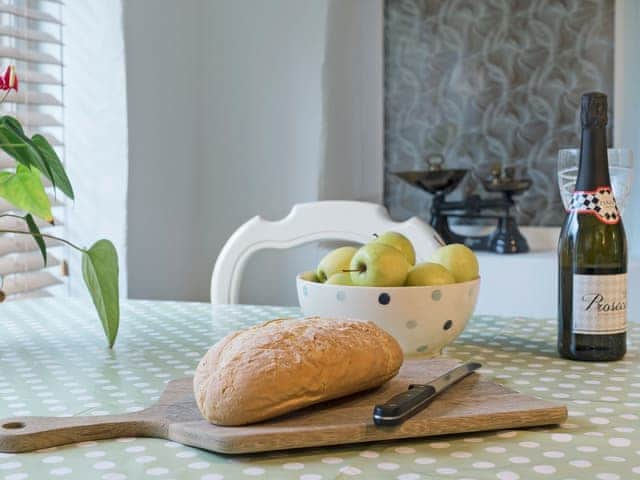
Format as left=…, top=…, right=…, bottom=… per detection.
left=64, top=0, right=128, bottom=297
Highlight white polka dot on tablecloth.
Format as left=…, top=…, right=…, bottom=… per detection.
left=394, top=447, right=416, bottom=454
left=518, top=441, right=539, bottom=448
left=596, top=474, right=620, bottom=480
left=242, top=467, right=266, bottom=476
left=135, top=456, right=156, bottom=464
left=359, top=451, right=379, bottom=458
left=176, top=451, right=197, bottom=458
left=102, top=474, right=127, bottom=480
left=604, top=456, right=626, bottom=462
left=570, top=460, right=592, bottom=468
left=397, top=474, right=420, bottom=480
left=200, top=475, right=224, bottom=480
left=125, top=446, right=145, bottom=453
left=485, top=446, right=506, bottom=453
left=339, top=466, right=362, bottom=476
left=321, top=457, right=342, bottom=464
left=533, top=464, right=556, bottom=474
left=4, top=474, right=28, bottom=480
left=463, top=437, right=484, bottom=443
left=543, top=451, right=564, bottom=458
left=615, top=427, right=635, bottom=433
left=435, top=467, right=457, bottom=475
left=299, top=475, right=322, bottom=480
left=609, top=438, right=631, bottom=447
left=414, top=457, right=436, bottom=465
left=496, top=471, right=520, bottom=480
left=451, top=451, right=472, bottom=458
left=42, top=456, right=64, bottom=464
left=93, top=461, right=115, bottom=470
left=429, top=442, right=450, bottom=449
left=50, top=467, right=72, bottom=476
left=145, top=467, right=169, bottom=476
left=85, top=450, right=107, bottom=458
left=577, top=446, right=598, bottom=453
left=377, top=462, right=400, bottom=470
left=188, top=462, right=210, bottom=470
left=551, top=433, right=573, bottom=442
left=114, top=439, right=134, bottom=444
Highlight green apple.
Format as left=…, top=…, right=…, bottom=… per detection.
left=349, top=243, right=410, bottom=287
left=316, top=246, right=358, bottom=282
left=325, top=272, right=354, bottom=286
left=299, top=270, right=319, bottom=282
left=429, top=244, right=479, bottom=283
left=373, top=231, right=416, bottom=265
left=405, top=262, right=455, bottom=286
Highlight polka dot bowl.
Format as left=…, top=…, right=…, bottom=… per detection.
left=296, top=273, right=480, bottom=357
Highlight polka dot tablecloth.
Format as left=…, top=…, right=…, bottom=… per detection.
left=1, top=299, right=639, bottom=480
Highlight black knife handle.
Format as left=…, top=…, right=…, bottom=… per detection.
left=373, top=385, right=436, bottom=426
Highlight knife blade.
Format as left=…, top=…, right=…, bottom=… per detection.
left=373, top=362, right=481, bottom=426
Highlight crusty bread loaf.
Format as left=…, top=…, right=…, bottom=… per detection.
left=193, top=317, right=403, bottom=426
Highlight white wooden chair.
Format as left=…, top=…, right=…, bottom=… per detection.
left=210, top=201, right=441, bottom=304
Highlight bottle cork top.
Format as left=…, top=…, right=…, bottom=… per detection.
left=581, top=92, right=608, bottom=128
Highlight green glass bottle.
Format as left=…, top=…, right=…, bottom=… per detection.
left=557, top=92, right=627, bottom=361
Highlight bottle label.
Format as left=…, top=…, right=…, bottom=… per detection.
left=573, top=273, right=627, bottom=334
left=569, top=187, right=620, bottom=224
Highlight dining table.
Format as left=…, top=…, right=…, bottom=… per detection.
left=0, top=298, right=638, bottom=480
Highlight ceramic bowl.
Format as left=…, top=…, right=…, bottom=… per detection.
left=296, top=273, right=480, bottom=357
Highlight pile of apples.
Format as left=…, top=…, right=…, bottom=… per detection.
left=304, top=231, right=479, bottom=287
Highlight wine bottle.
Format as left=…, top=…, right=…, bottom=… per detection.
left=558, top=92, right=627, bottom=361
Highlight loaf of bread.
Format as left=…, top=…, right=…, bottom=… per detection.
left=193, top=317, right=403, bottom=426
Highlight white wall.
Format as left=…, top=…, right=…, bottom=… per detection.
left=124, top=0, right=203, bottom=301
left=197, top=0, right=328, bottom=305
left=614, top=0, right=640, bottom=259
left=124, top=0, right=384, bottom=303
left=320, top=0, right=384, bottom=203
left=65, top=0, right=128, bottom=297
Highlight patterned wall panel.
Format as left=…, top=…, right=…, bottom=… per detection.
left=384, top=0, right=614, bottom=226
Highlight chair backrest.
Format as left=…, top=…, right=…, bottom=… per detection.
left=210, top=201, right=441, bottom=304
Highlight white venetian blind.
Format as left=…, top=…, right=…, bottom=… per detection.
left=0, top=0, right=65, bottom=300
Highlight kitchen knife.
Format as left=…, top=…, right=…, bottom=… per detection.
left=373, top=362, right=481, bottom=426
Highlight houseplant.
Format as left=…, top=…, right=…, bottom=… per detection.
left=0, top=66, right=119, bottom=347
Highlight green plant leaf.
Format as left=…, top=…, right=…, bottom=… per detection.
left=82, top=240, right=120, bottom=348
left=31, top=134, right=74, bottom=200
left=25, top=213, right=47, bottom=266
left=0, top=165, right=53, bottom=221
left=0, top=123, right=35, bottom=168
left=1, top=115, right=26, bottom=135
left=0, top=116, right=59, bottom=196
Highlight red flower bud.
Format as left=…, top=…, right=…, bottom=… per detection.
left=1, top=66, right=18, bottom=91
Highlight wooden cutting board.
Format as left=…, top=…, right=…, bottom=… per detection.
left=0, top=358, right=567, bottom=454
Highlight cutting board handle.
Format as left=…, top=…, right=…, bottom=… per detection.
left=0, top=412, right=161, bottom=453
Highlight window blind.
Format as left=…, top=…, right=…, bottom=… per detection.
left=0, top=0, right=65, bottom=300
